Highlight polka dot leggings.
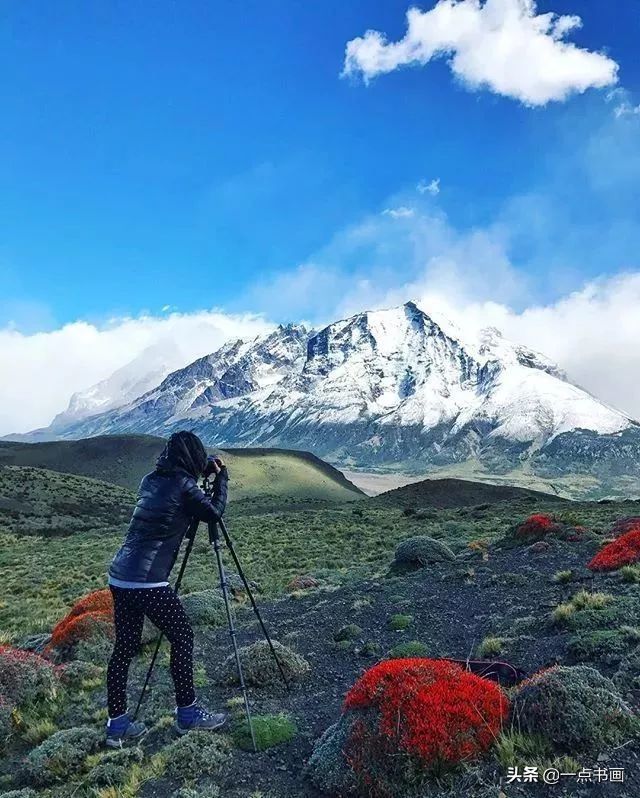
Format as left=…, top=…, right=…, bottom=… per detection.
left=107, top=585, right=196, bottom=718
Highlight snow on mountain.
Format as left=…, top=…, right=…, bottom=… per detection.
left=240, top=301, right=630, bottom=440
left=49, top=340, right=183, bottom=429
left=63, top=324, right=309, bottom=438
left=37, top=301, right=640, bottom=484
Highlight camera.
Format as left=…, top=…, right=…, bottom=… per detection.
left=203, top=455, right=224, bottom=478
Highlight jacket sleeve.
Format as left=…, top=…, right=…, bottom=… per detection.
left=182, top=467, right=228, bottom=524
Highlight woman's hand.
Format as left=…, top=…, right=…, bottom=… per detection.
left=205, top=455, right=225, bottom=476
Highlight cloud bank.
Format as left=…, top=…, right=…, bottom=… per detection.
left=0, top=311, right=272, bottom=435
left=343, top=0, right=618, bottom=106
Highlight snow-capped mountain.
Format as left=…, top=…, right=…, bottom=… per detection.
left=49, top=340, right=184, bottom=430
left=25, top=302, right=640, bottom=485
left=64, top=323, right=309, bottom=438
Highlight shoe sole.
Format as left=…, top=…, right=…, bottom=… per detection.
left=175, top=718, right=227, bottom=735
left=105, top=728, right=148, bottom=749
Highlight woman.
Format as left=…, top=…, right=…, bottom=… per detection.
left=105, top=430, right=229, bottom=747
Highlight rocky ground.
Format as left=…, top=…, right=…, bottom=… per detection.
left=128, top=532, right=640, bottom=797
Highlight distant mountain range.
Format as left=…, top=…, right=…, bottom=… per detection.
left=9, top=302, right=640, bottom=497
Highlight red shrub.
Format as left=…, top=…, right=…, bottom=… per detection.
left=515, top=514, right=558, bottom=539
left=49, top=609, right=114, bottom=652
left=287, top=575, right=320, bottom=592
left=66, top=589, right=113, bottom=620
left=588, top=528, right=640, bottom=572
left=0, top=646, right=57, bottom=705
left=47, top=589, right=115, bottom=656
left=343, top=658, right=509, bottom=790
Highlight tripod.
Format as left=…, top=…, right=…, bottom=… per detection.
left=132, top=476, right=290, bottom=752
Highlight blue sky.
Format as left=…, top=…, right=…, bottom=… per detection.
left=1, top=0, right=639, bottom=329
left=2, top=0, right=640, bottom=433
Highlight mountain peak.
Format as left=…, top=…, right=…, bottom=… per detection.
left=403, top=299, right=421, bottom=315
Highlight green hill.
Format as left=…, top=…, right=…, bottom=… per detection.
left=370, top=476, right=567, bottom=509
left=0, top=464, right=134, bottom=539
left=0, top=434, right=364, bottom=503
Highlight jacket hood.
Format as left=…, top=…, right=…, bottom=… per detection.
left=156, top=431, right=208, bottom=478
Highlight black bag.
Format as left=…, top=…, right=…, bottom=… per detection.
left=446, top=658, right=527, bottom=686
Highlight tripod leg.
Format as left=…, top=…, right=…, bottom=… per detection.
left=211, top=523, right=258, bottom=752
left=132, top=633, right=163, bottom=721
left=219, top=519, right=291, bottom=692
left=132, top=521, right=198, bottom=721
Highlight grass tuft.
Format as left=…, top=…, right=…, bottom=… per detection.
left=232, top=713, right=297, bottom=751
left=387, top=614, right=413, bottom=632
left=552, top=591, right=613, bottom=625
left=476, top=636, right=506, bottom=657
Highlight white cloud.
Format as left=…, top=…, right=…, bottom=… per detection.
left=382, top=206, right=416, bottom=218
left=614, top=101, right=640, bottom=119
left=0, top=311, right=272, bottom=435
left=319, top=213, right=640, bottom=421
left=343, top=0, right=618, bottom=106
left=418, top=178, right=440, bottom=195
left=605, top=88, right=640, bottom=119
left=410, top=274, right=640, bottom=423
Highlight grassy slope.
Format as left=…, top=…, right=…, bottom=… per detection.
left=0, top=465, right=135, bottom=634
left=0, top=434, right=364, bottom=502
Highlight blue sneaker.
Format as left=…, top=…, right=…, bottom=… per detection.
left=176, top=703, right=228, bottom=735
left=105, top=714, right=147, bottom=748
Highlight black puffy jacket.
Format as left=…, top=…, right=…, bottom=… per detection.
left=109, top=458, right=228, bottom=585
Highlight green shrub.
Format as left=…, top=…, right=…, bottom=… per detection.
left=552, top=570, right=574, bottom=584
left=172, top=786, right=220, bottom=798
left=568, top=627, right=640, bottom=666
left=84, top=747, right=143, bottom=787
left=218, top=641, right=310, bottom=687
left=57, top=660, right=102, bottom=689
left=23, top=726, right=102, bottom=786
left=232, top=713, right=296, bottom=751
left=389, top=640, right=428, bottom=658
left=0, top=647, right=57, bottom=706
left=614, top=646, right=640, bottom=692
left=476, top=636, right=505, bottom=657
left=358, top=640, right=381, bottom=657
left=164, top=733, right=231, bottom=780
left=557, top=511, right=583, bottom=527
left=0, top=790, right=38, bottom=798
left=387, top=614, right=413, bottom=631
left=513, top=666, right=635, bottom=753
left=0, top=699, right=14, bottom=752
left=333, top=624, right=363, bottom=643
left=393, top=536, right=455, bottom=569
left=181, top=590, right=227, bottom=627
left=73, top=635, right=113, bottom=665
left=620, top=565, right=640, bottom=583
left=306, top=714, right=357, bottom=796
